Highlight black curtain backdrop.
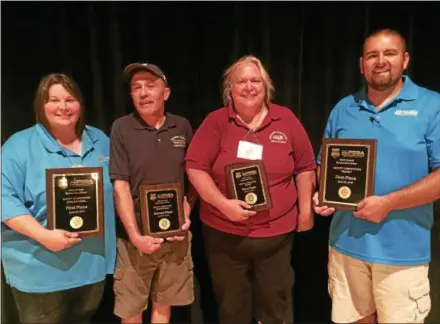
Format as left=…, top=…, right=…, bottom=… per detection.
left=2, top=2, right=440, bottom=323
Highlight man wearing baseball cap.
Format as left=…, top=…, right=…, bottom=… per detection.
left=109, top=62, right=196, bottom=323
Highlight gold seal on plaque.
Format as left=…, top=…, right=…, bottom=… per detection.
left=245, top=192, right=257, bottom=205
left=70, top=216, right=84, bottom=229
left=159, top=218, right=171, bottom=230
left=338, top=186, right=352, bottom=200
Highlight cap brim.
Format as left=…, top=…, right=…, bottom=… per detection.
left=123, top=63, right=153, bottom=81
left=123, top=63, right=167, bottom=86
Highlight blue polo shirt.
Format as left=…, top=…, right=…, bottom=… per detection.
left=317, top=76, right=440, bottom=265
left=1, top=124, right=116, bottom=293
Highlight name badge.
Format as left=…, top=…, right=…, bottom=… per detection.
left=237, top=141, right=263, bottom=160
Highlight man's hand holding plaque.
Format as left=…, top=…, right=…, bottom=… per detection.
left=353, top=195, right=393, bottom=223
left=318, top=138, right=377, bottom=211
left=165, top=197, right=192, bottom=242
left=313, top=192, right=335, bottom=216
left=130, top=234, right=164, bottom=254
left=225, top=160, right=272, bottom=213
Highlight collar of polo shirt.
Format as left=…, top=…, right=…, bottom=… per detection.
left=131, top=111, right=177, bottom=130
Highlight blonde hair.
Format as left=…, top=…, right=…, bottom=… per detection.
left=222, top=55, right=275, bottom=107
left=34, top=73, right=85, bottom=137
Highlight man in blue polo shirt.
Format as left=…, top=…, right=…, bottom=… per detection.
left=314, top=28, right=440, bottom=323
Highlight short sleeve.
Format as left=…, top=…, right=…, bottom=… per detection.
left=96, top=128, right=111, bottom=156
left=1, top=136, right=31, bottom=221
left=109, top=120, right=130, bottom=182
left=184, top=118, right=194, bottom=145
left=185, top=112, right=222, bottom=174
left=289, top=113, right=317, bottom=175
left=426, top=103, right=440, bottom=169
left=182, top=118, right=198, bottom=206
left=316, top=109, right=336, bottom=165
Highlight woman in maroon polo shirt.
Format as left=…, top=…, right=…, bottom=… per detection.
left=185, top=55, right=316, bottom=324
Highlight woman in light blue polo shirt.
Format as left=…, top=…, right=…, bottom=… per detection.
left=1, top=73, right=116, bottom=323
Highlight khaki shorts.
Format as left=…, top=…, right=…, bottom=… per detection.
left=113, top=233, right=194, bottom=319
left=328, top=246, right=431, bottom=323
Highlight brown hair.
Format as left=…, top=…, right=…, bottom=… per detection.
left=363, top=28, right=407, bottom=54
left=222, top=55, right=275, bottom=107
left=34, top=73, right=85, bottom=137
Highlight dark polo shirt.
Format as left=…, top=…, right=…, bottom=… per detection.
left=185, top=103, right=316, bottom=237
left=110, top=112, right=193, bottom=239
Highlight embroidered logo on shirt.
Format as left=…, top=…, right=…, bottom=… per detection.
left=97, top=156, right=110, bottom=163
left=269, top=131, right=287, bottom=143
left=171, top=135, right=187, bottom=148
left=394, top=110, right=418, bottom=116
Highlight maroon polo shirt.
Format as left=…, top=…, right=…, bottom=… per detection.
left=185, top=103, right=316, bottom=237
left=110, top=112, right=196, bottom=239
